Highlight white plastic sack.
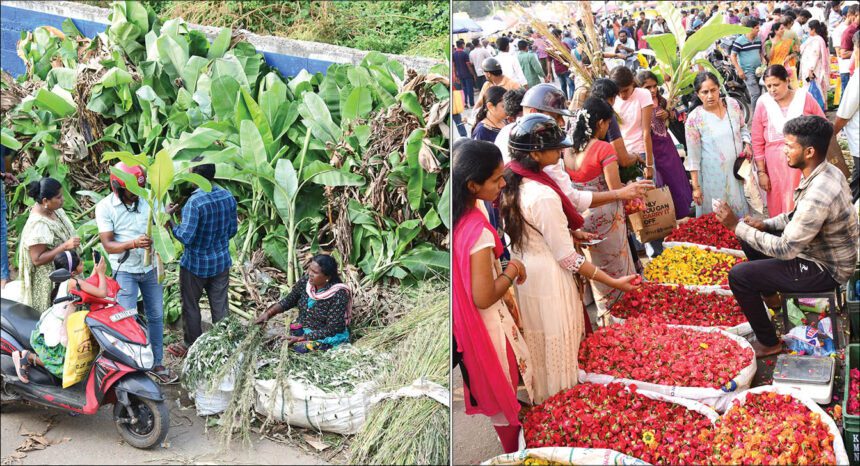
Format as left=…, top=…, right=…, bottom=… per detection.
left=189, top=374, right=235, bottom=416
left=254, top=378, right=375, bottom=435
left=579, top=325, right=757, bottom=412
left=725, top=385, right=849, bottom=465
left=495, top=388, right=718, bottom=465
left=663, top=241, right=746, bottom=258
left=482, top=447, right=649, bottom=465
left=1, top=280, right=23, bottom=304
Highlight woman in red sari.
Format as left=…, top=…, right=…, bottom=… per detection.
left=452, top=138, right=533, bottom=453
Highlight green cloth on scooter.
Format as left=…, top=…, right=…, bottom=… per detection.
left=30, top=330, right=65, bottom=378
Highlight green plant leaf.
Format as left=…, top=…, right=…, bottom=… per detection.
left=400, top=248, right=450, bottom=277
left=693, top=59, right=726, bottom=87
left=263, top=236, right=291, bottom=272
left=61, top=18, right=83, bottom=38
left=303, top=161, right=365, bottom=187
left=210, top=75, right=240, bottom=121
left=656, top=1, right=687, bottom=53
left=240, top=120, right=268, bottom=173
left=1, top=128, right=22, bottom=150
left=644, top=33, right=678, bottom=69
left=155, top=33, right=189, bottom=81
left=46, top=68, right=77, bottom=91
left=152, top=225, right=176, bottom=263
left=299, top=92, right=342, bottom=143
left=102, top=151, right=150, bottom=168
left=423, top=207, right=442, bottom=230
left=175, top=172, right=212, bottom=192
left=272, top=158, right=298, bottom=226
left=236, top=87, right=275, bottom=157
left=211, top=56, right=250, bottom=90
left=76, top=190, right=105, bottom=204
left=181, top=56, right=209, bottom=93
left=150, top=148, right=174, bottom=201
left=34, top=87, right=76, bottom=117
left=342, top=87, right=372, bottom=122
left=208, top=27, right=232, bottom=59
left=680, top=23, right=750, bottom=64
left=397, top=91, right=425, bottom=126
left=167, top=127, right=224, bottom=160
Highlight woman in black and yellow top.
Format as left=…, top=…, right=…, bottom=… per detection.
left=255, top=255, right=352, bottom=353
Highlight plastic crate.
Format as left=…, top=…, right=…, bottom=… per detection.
left=844, top=344, right=860, bottom=433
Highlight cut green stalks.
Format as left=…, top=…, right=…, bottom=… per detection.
left=349, top=283, right=449, bottom=465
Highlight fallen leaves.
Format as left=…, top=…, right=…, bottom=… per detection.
left=1, top=415, right=70, bottom=465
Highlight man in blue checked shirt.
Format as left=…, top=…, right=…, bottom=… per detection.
left=165, top=158, right=237, bottom=358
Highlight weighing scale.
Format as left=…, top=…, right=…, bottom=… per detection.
left=771, top=354, right=835, bottom=404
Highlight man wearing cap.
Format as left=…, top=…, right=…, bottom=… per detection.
left=474, top=57, right=522, bottom=109
left=96, top=162, right=177, bottom=384
left=495, top=84, right=652, bottom=212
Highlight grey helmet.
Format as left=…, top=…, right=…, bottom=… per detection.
left=521, top=83, right=573, bottom=116
left=508, top=113, right=574, bottom=152
left=481, top=57, right=502, bottom=73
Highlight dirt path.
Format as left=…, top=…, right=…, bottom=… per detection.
left=0, top=381, right=330, bottom=465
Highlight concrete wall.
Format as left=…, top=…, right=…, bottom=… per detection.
left=1, top=0, right=442, bottom=79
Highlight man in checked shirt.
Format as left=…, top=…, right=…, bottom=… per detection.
left=166, top=157, right=238, bottom=358
left=715, top=115, right=860, bottom=358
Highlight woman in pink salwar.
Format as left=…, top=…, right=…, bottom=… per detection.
left=452, top=139, right=533, bottom=454
left=751, top=65, right=825, bottom=216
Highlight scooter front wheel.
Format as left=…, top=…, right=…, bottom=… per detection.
left=113, top=395, right=169, bottom=449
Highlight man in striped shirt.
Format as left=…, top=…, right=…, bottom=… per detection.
left=730, top=18, right=765, bottom=110
left=716, top=116, right=860, bottom=358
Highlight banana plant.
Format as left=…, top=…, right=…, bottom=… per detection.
left=644, top=2, right=750, bottom=109
left=103, top=149, right=213, bottom=282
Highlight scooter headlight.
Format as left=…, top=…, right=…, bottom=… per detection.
left=101, top=332, right=154, bottom=370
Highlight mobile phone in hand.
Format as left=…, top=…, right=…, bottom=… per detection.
left=93, top=250, right=101, bottom=264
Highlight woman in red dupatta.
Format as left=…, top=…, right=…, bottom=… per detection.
left=452, top=139, right=533, bottom=453
left=498, top=114, right=639, bottom=404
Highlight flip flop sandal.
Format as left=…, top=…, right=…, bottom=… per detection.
left=149, top=367, right=179, bottom=384
left=12, top=350, right=31, bottom=384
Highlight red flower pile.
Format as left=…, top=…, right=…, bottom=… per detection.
left=578, top=318, right=753, bottom=388
left=711, top=391, right=837, bottom=464
left=665, top=213, right=742, bottom=250
left=523, top=383, right=714, bottom=465
left=612, top=283, right=747, bottom=328
left=849, top=368, right=860, bottom=415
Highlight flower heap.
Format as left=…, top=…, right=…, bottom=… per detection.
left=578, top=318, right=753, bottom=388
left=612, top=283, right=747, bottom=327
left=849, top=368, right=860, bottom=415
left=644, top=246, right=744, bottom=286
left=711, top=391, right=838, bottom=465
left=523, top=383, right=714, bottom=465
left=665, top=213, right=742, bottom=250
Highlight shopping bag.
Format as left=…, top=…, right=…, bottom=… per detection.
left=452, top=89, right=464, bottom=115
left=62, top=311, right=96, bottom=388
left=628, top=186, right=676, bottom=243
left=806, top=79, right=826, bottom=112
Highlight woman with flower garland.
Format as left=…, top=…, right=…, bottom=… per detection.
left=684, top=72, right=752, bottom=217
left=636, top=70, right=692, bottom=220
left=564, top=98, right=637, bottom=326
left=751, top=65, right=825, bottom=216
left=500, top=113, right=639, bottom=403
left=452, top=138, right=533, bottom=454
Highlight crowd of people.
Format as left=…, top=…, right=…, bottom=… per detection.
left=453, top=0, right=860, bottom=454
left=0, top=154, right=355, bottom=385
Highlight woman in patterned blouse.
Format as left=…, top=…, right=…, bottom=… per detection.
left=255, top=255, right=352, bottom=353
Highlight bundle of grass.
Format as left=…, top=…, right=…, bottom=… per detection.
left=349, top=282, right=449, bottom=465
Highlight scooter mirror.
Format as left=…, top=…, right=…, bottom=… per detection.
left=49, top=269, right=72, bottom=283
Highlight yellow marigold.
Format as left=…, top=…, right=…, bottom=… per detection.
left=644, top=246, right=744, bottom=286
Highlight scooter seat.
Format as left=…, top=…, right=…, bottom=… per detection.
left=0, top=298, right=40, bottom=351
left=1, top=353, right=61, bottom=386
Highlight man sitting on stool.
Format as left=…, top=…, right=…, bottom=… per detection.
left=715, top=115, right=860, bottom=358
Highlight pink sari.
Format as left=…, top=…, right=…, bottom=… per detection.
left=453, top=208, right=521, bottom=426
left=800, top=34, right=829, bottom=102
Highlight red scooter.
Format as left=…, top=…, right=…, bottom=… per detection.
left=0, top=264, right=168, bottom=449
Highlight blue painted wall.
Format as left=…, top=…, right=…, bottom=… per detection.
left=0, top=4, right=334, bottom=78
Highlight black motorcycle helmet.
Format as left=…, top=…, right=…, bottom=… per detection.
left=482, top=57, right=502, bottom=73
left=508, top=113, right=574, bottom=152
left=521, top=83, right=573, bottom=116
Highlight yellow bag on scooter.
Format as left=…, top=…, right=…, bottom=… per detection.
left=62, top=311, right=96, bottom=388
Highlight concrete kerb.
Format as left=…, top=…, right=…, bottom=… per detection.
left=3, top=0, right=443, bottom=73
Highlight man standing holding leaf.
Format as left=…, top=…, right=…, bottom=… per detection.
left=166, top=159, right=238, bottom=359
left=95, top=161, right=177, bottom=384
